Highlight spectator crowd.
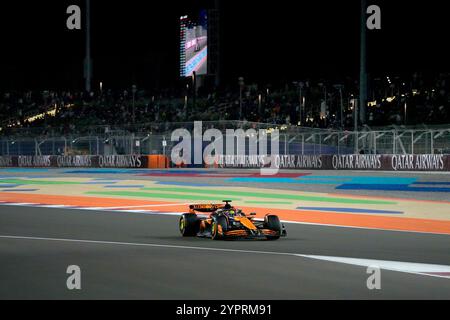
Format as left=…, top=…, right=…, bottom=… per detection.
left=1, top=72, right=449, bottom=136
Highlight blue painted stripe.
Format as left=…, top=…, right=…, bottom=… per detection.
left=229, top=177, right=418, bottom=185
left=336, top=184, right=450, bottom=193
left=0, top=169, right=49, bottom=173
left=413, top=182, right=450, bottom=186
left=300, top=176, right=417, bottom=185
left=0, top=184, right=22, bottom=188
left=295, top=179, right=356, bottom=185
left=296, top=207, right=403, bottom=214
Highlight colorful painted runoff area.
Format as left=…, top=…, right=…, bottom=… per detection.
left=0, top=170, right=450, bottom=235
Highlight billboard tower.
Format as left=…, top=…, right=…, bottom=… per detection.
left=179, top=1, right=221, bottom=87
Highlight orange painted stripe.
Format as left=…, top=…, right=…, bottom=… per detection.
left=1, top=192, right=449, bottom=235
left=0, top=193, right=178, bottom=208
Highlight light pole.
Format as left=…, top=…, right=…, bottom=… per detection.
left=84, top=0, right=92, bottom=92
left=132, top=85, right=137, bottom=124
left=238, top=77, right=245, bottom=120
left=192, top=71, right=197, bottom=112
left=404, top=102, right=407, bottom=125
left=294, top=81, right=304, bottom=126
left=162, top=137, right=167, bottom=159
left=359, top=0, right=367, bottom=124
left=318, top=83, right=327, bottom=121
left=334, top=84, right=344, bottom=129
left=184, top=84, right=189, bottom=120
left=299, top=82, right=304, bottom=126
left=258, top=93, right=262, bottom=115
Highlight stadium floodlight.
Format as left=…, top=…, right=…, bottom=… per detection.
left=132, top=85, right=137, bottom=124
left=258, top=94, right=262, bottom=114
left=294, top=81, right=305, bottom=126
left=360, top=0, right=368, bottom=125
left=333, top=84, right=344, bottom=129
left=404, top=102, right=407, bottom=125
left=238, top=77, right=245, bottom=120
left=84, top=0, right=92, bottom=92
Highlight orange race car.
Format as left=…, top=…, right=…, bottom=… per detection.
left=179, top=200, right=287, bottom=240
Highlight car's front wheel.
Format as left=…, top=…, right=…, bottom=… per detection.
left=264, top=215, right=281, bottom=240
left=211, top=215, right=228, bottom=240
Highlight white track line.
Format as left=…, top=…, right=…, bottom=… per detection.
left=0, top=234, right=449, bottom=280
left=296, top=254, right=450, bottom=279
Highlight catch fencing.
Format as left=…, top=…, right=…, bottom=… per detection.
left=1, top=122, right=450, bottom=157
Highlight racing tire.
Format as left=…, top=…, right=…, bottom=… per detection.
left=211, top=215, right=228, bottom=240
left=264, top=215, right=281, bottom=240
left=179, top=213, right=200, bottom=237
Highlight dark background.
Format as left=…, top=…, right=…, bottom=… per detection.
left=0, top=0, right=448, bottom=91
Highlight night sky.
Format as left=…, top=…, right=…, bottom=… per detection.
left=0, top=0, right=449, bottom=91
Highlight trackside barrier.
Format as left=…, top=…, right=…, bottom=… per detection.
left=0, top=155, right=148, bottom=168
left=0, top=154, right=449, bottom=171
left=0, top=155, right=172, bottom=169
left=147, top=155, right=170, bottom=169
left=215, top=154, right=450, bottom=172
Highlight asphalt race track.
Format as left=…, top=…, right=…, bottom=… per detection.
left=0, top=169, right=449, bottom=299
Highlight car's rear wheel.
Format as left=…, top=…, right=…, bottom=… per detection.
left=211, top=215, right=228, bottom=240
left=264, top=215, right=281, bottom=240
left=179, top=213, right=200, bottom=237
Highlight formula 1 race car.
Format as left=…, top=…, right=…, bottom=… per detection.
left=179, top=200, right=287, bottom=240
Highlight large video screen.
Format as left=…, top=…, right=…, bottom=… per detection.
left=180, top=11, right=208, bottom=77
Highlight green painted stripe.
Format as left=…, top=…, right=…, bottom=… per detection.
left=141, top=187, right=396, bottom=205
left=244, top=201, right=293, bottom=205
left=86, top=191, right=241, bottom=201
left=0, top=179, right=81, bottom=185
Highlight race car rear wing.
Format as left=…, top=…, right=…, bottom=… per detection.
left=189, top=203, right=225, bottom=213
